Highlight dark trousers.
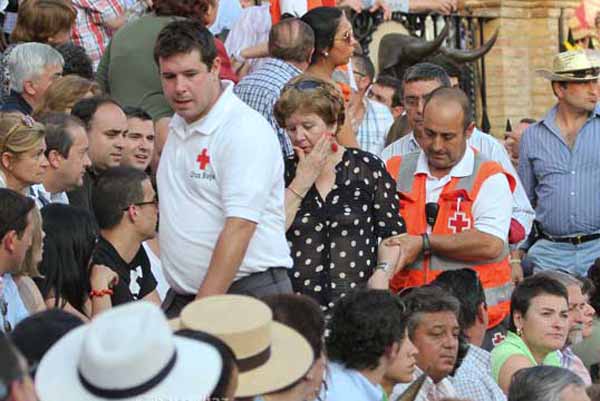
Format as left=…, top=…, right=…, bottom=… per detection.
left=163, top=267, right=293, bottom=319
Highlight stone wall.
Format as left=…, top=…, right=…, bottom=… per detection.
left=466, top=0, right=579, bottom=135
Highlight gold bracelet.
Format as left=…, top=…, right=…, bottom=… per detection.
left=509, top=258, right=521, bottom=265
left=287, top=187, right=304, bottom=200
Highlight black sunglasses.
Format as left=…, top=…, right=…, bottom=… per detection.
left=121, top=196, right=159, bottom=211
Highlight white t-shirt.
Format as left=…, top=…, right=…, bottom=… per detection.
left=414, top=146, right=513, bottom=241
left=157, top=81, right=292, bottom=295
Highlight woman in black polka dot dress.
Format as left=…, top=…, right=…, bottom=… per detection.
left=274, top=76, right=406, bottom=311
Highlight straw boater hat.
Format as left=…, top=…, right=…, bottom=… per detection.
left=35, top=302, right=222, bottom=401
left=537, top=50, right=600, bottom=81
left=171, top=294, right=314, bottom=398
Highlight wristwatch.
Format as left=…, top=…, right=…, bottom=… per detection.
left=422, top=233, right=432, bottom=256
left=375, top=262, right=391, bottom=274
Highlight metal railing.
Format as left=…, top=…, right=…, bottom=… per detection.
left=351, top=11, right=495, bottom=132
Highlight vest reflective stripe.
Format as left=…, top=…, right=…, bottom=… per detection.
left=386, top=150, right=516, bottom=329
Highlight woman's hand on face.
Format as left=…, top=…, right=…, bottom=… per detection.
left=293, top=132, right=334, bottom=191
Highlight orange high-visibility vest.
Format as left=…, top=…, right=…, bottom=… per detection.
left=386, top=151, right=517, bottom=329
left=270, top=0, right=336, bottom=25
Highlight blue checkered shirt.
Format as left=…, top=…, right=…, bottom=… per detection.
left=234, top=58, right=300, bottom=157
left=356, top=98, right=394, bottom=156
left=451, top=345, right=506, bottom=401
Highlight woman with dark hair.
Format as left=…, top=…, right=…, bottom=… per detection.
left=273, top=75, right=405, bottom=313
left=175, top=329, right=239, bottom=400
left=301, top=7, right=359, bottom=148
left=262, top=294, right=327, bottom=401
left=35, top=204, right=116, bottom=321
left=491, top=275, right=570, bottom=393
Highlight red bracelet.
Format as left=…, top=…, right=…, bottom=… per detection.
left=90, top=288, right=114, bottom=298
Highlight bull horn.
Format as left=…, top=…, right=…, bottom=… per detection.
left=440, top=28, right=499, bottom=63
left=405, top=23, right=450, bottom=60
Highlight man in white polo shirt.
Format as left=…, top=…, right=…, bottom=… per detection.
left=154, top=20, right=293, bottom=317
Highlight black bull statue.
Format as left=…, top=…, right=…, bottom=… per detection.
left=377, top=23, right=499, bottom=81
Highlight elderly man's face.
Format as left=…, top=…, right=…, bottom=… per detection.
left=567, top=285, right=587, bottom=345
left=411, top=311, right=459, bottom=383
left=30, top=64, right=62, bottom=104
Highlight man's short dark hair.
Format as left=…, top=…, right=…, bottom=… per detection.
left=375, top=75, right=403, bottom=107
left=55, top=42, right=94, bottom=80
left=92, top=166, right=148, bottom=230
left=71, top=95, right=122, bottom=130
left=432, top=269, right=486, bottom=330
left=154, top=19, right=217, bottom=68
left=0, top=188, right=35, bottom=240
left=269, top=18, right=314, bottom=64
left=123, top=106, right=152, bottom=121
left=37, top=112, right=85, bottom=158
left=352, top=54, right=375, bottom=82
left=509, top=275, right=569, bottom=332
left=425, top=54, right=462, bottom=79
left=326, top=289, right=407, bottom=371
left=401, top=286, right=461, bottom=339
left=423, top=86, right=472, bottom=130
left=403, top=62, right=452, bottom=90
left=10, top=309, right=83, bottom=376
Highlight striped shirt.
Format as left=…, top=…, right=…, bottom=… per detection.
left=234, top=58, right=300, bottom=157
left=381, top=128, right=535, bottom=236
left=355, top=98, right=394, bottom=156
left=519, top=103, right=600, bottom=236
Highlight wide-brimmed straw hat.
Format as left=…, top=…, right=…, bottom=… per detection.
left=35, top=302, right=222, bottom=401
left=171, top=294, right=314, bottom=398
left=537, top=50, right=600, bottom=81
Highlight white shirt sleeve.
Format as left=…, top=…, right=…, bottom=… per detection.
left=484, top=137, right=535, bottom=236
left=217, top=118, right=283, bottom=223
left=280, top=0, right=307, bottom=16
left=472, top=173, right=513, bottom=241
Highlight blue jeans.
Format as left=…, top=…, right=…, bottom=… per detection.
left=528, top=238, right=600, bottom=277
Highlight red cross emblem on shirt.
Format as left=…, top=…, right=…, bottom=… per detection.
left=196, top=148, right=210, bottom=170
left=492, top=332, right=506, bottom=346
left=448, top=210, right=471, bottom=233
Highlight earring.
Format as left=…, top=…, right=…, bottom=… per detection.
left=323, top=51, right=329, bottom=58
left=517, top=327, right=523, bottom=336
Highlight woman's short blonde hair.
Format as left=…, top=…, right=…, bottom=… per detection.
left=274, top=75, right=345, bottom=134
left=0, top=113, right=46, bottom=157
left=11, top=0, right=77, bottom=43
left=33, top=75, right=102, bottom=118
left=16, top=206, right=43, bottom=277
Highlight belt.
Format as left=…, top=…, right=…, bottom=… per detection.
left=540, top=231, right=600, bottom=245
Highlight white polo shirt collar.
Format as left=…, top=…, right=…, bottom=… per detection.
left=170, top=80, right=236, bottom=139
left=415, top=145, right=475, bottom=180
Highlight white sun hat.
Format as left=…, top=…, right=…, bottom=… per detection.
left=35, top=301, right=222, bottom=401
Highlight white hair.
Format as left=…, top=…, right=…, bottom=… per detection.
left=508, top=366, right=584, bottom=401
left=7, top=42, right=64, bottom=93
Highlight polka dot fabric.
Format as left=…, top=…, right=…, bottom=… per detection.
left=285, top=148, right=406, bottom=311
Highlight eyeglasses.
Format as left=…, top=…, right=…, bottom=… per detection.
left=121, top=196, right=158, bottom=211
left=352, top=70, right=366, bottom=78
left=1, top=297, right=12, bottom=333
left=335, top=30, right=354, bottom=44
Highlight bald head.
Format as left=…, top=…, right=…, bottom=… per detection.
left=269, top=18, right=315, bottom=64
left=424, top=87, right=472, bottom=130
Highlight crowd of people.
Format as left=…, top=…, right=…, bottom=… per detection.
left=0, top=0, right=599, bottom=401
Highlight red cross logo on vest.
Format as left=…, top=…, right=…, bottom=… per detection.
left=196, top=148, right=210, bottom=170
left=448, top=210, right=471, bottom=233
left=492, top=332, right=506, bottom=346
